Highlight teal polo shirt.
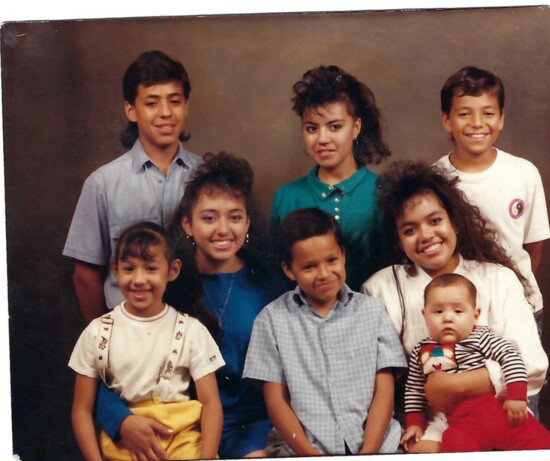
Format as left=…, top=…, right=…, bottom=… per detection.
left=270, top=166, right=391, bottom=290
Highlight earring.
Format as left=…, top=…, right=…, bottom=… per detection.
left=352, top=138, right=359, bottom=153
left=244, top=233, right=250, bottom=246
left=186, top=234, right=195, bottom=246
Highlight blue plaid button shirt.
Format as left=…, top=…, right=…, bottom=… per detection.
left=243, top=284, right=407, bottom=454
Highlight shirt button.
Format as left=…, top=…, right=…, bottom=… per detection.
left=335, top=207, right=340, bottom=212
left=334, top=198, right=340, bottom=203
left=328, top=185, right=334, bottom=190
left=321, top=192, right=327, bottom=198
left=335, top=215, right=340, bottom=220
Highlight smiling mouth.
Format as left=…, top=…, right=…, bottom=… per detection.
left=420, top=242, right=442, bottom=255
left=211, top=240, right=233, bottom=250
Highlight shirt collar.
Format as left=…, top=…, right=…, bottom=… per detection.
left=305, top=166, right=368, bottom=201
left=291, top=283, right=354, bottom=308
left=130, top=139, right=191, bottom=173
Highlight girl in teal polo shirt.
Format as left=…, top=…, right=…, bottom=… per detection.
left=270, top=65, right=392, bottom=290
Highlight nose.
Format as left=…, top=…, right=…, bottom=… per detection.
left=159, top=99, right=172, bottom=118
left=317, top=263, right=330, bottom=279
left=442, top=310, right=453, bottom=322
left=317, top=127, right=329, bottom=144
left=216, top=217, right=230, bottom=234
left=132, top=268, right=146, bottom=285
left=471, top=111, right=483, bottom=127
left=419, top=224, right=434, bottom=241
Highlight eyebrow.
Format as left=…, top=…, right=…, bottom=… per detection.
left=398, top=210, right=441, bottom=228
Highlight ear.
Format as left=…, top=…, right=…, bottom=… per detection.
left=353, top=117, right=362, bottom=139
left=111, top=258, right=118, bottom=275
left=473, top=307, right=481, bottom=322
left=422, top=307, right=426, bottom=317
left=498, top=109, right=505, bottom=130
left=244, top=214, right=251, bottom=234
left=168, top=259, right=182, bottom=281
left=125, top=101, right=138, bottom=123
left=181, top=217, right=192, bottom=237
left=281, top=261, right=296, bottom=282
left=441, top=111, right=452, bottom=133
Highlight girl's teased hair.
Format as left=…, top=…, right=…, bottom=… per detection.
left=378, top=161, right=526, bottom=287
left=292, top=65, right=391, bottom=166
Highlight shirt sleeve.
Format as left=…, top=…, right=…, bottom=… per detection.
left=62, top=173, right=111, bottom=265
left=376, top=302, right=408, bottom=373
left=187, top=319, right=225, bottom=382
left=476, top=328, right=528, bottom=400
left=242, top=309, right=286, bottom=384
left=523, top=163, right=550, bottom=244
left=486, top=269, right=548, bottom=397
left=94, top=381, right=132, bottom=441
left=403, top=344, right=428, bottom=419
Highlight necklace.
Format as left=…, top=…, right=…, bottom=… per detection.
left=203, top=272, right=236, bottom=329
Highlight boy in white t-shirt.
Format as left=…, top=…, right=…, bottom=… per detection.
left=436, top=66, right=550, bottom=336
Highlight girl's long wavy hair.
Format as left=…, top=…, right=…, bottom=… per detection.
left=379, top=161, right=527, bottom=289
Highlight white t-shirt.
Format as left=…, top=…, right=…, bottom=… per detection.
left=436, top=149, right=550, bottom=312
left=69, top=303, right=225, bottom=403
left=362, top=258, right=548, bottom=397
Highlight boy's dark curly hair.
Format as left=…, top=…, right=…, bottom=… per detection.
left=292, top=65, right=391, bottom=166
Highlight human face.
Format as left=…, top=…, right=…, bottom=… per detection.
left=115, top=245, right=181, bottom=318
left=282, top=233, right=346, bottom=316
left=302, top=101, right=361, bottom=180
left=441, top=92, right=504, bottom=162
left=397, top=191, right=459, bottom=278
left=125, top=81, right=189, bottom=156
left=182, top=190, right=250, bottom=274
left=423, top=284, right=479, bottom=343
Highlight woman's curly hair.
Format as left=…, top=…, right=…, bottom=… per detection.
left=379, top=161, right=526, bottom=287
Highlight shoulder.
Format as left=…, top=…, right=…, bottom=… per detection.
left=84, top=150, right=134, bottom=185
left=496, top=149, right=540, bottom=176
left=179, top=147, right=203, bottom=169
left=462, top=259, right=516, bottom=281
left=363, top=265, right=404, bottom=293
left=274, top=175, right=310, bottom=196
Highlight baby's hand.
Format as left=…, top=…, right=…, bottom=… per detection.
left=503, top=399, right=529, bottom=427
left=400, top=426, right=424, bottom=453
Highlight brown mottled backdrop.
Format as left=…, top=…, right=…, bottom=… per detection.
left=2, top=7, right=550, bottom=459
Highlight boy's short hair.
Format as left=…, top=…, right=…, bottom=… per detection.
left=424, top=273, right=477, bottom=307
left=440, top=66, right=505, bottom=115
left=120, top=50, right=191, bottom=148
left=123, top=50, right=191, bottom=104
left=277, top=208, right=344, bottom=265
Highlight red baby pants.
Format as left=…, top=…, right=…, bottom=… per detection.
left=441, top=394, right=550, bottom=452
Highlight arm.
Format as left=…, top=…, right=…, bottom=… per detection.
left=400, top=425, right=424, bottom=452
left=95, top=378, right=172, bottom=461
left=360, top=369, right=395, bottom=454
left=72, top=374, right=102, bottom=461
left=523, top=240, right=544, bottom=273
left=263, top=382, right=322, bottom=456
left=424, top=368, right=494, bottom=414
left=195, top=373, right=223, bottom=459
left=73, top=260, right=108, bottom=324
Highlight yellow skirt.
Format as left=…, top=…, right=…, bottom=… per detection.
left=100, top=399, right=203, bottom=460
